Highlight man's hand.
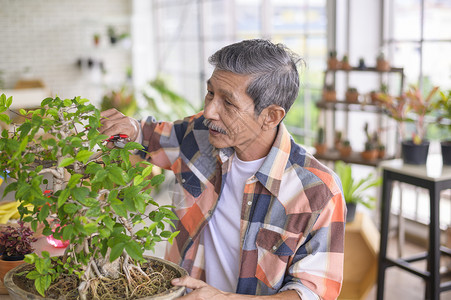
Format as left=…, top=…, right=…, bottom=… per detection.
left=171, top=276, right=229, bottom=299
left=100, top=108, right=141, bottom=147
left=172, top=276, right=302, bottom=299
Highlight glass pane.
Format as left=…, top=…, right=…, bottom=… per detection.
left=272, top=3, right=305, bottom=32
left=392, top=42, right=421, bottom=87
left=422, top=42, right=451, bottom=90
left=424, top=0, right=451, bottom=40
left=236, top=1, right=261, bottom=32
left=393, top=0, right=421, bottom=40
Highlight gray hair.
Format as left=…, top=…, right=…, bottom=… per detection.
left=208, top=39, right=303, bottom=115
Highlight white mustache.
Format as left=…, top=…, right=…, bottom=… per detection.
left=203, top=119, right=227, bottom=135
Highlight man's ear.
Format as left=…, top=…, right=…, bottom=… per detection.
left=261, top=105, right=285, bottom=130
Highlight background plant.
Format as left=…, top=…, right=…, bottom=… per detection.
left=0, top=94, right=179, bottom=298
left=0, top=221, right=37, bottom=258
left=335, top=160, right=382, bottom=208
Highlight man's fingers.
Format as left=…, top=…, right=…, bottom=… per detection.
left=100, top=108, right=123, bottom=119
left=171, top=276, right=208, bottom=290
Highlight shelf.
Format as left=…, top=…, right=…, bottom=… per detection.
left=314, top=150, right=395, bottom=167
left=326, top=66, right=404, bottom=73
left=316, top=100, right=385, bottom=113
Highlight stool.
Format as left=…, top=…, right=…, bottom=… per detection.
left=377, top=156, right=451, bottom=300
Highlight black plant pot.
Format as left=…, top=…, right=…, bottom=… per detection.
left=441, top=140, right=451, bottom=166
left=346, top=203, right=356, bottom=222
left=1, top=254, right=25, bottom=261
left=401, top=140, right=430, bottom=165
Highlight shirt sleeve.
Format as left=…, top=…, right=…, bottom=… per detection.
left=281, top=189, right=346, bottom=300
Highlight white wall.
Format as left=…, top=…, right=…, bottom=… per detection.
left=0, top=0, right=132, bottom=107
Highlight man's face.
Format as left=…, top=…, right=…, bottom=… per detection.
left=203, top=69, right=267, bottom=156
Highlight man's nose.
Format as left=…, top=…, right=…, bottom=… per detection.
left=204, top=98, right=219, bottom=120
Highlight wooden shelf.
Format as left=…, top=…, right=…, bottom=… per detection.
left=316, top=100, right=385, bottom=113
left=314, top=150, right=395, bottom=167
left=326, top=66, right=404, bottom=73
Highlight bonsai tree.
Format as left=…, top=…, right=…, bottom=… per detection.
left=0, top=221, right=37, bottom=260
left=0, top=94, right=180, bottom=298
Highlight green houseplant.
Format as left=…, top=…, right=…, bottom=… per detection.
left=0, top=94, right=186, bottom=299
left=434, top=89, right=451, bottom=165
left=378, top=85, right=439, bottom=164
left=335, top=161, right=382, bottom=222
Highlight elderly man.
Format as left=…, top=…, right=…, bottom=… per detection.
left=100, top=39, right=346, bottom=300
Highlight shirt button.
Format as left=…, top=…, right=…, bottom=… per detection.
left=181, top=178, right=186, bottom=183
left=272, top=246, right=277, bottom=251
left=247, top=201, right=252, bottom=206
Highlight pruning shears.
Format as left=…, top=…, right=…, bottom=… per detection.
left=107, top=134, right=130, bottom=148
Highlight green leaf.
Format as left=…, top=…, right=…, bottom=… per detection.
left=111, top=203, right=128, bottom=218
left=84, top=223, right=98, bottom=235
left=35, top=275, right=52, bottom=297
left=125, top=240, right=143, bottom=261
left=38, top=204, right=50, bottom=222
left=86, top=206, right=101, bottom=217
left=57, top=189, right=71, bottom=207
left=63, top=99, right=72, bottom=107
left=134, top=175, right=144, bottom=186
left=108, top=167, right=127, bottom=186
left=62, top=224, right=74, bottom=241
left=142, top=165, right=153, bottom=178
left=110, top=243, right=125, bottom=262
left=26, top=270, right=41, bottom=280
left=0, top=114, right=11, bottom=124
left=92, top=169, right=107, bottom=183
left=63, top=203, right=79, bottom=214
left=71, top=187, right=90, bottom=202
left=59, top=157, right=75, bottom=168
left=67, top=174, right=83, bottom=189
left=6, top=96, right=12, bottom=108
left=75, top=150, right=94, bottom=163
left=150, top=174, right=165, bottom=186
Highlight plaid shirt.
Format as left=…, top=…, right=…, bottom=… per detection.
left=141, top=112, right=346, bottom=299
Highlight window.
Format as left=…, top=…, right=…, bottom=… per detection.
left=151, top=0, right=328, bottom=145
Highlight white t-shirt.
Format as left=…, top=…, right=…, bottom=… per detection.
left=202, top=154, right=265, bottom=292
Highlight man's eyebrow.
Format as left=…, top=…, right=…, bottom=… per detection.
left=206, top=79, right=237, bottom=101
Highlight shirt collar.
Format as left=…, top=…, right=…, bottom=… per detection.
left=218, top=123, right=291, bottom=197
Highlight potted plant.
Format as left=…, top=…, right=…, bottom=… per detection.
left=376, top=52, right=390, bottom=72
left=370, top=83, right=388, bottom=104
left=345, top=87, right=359, bottom=103
left=357, top=58, right=367, bottom=70
left=0, top=221, right=37, bottom=293
left=341, top=55, right=352, bottom=70
left=361, top=123, right=378, bottom=161
left=334, top=130, right=343, bottom=149
left=339, top=139, right=352, bottom=157
left=322, top=85, right=337, bottom=102
left=327, top=50, right=340, bottom=70
left=0, top=94, right=186, bottom=299
left=335, top=161, right=382, bottom=222
left=433, top=89, right=451, bottom=165
left=93, top=33, right=100, bottom=47
left=378, top=85, right=439, bottom=164
left=314, top=127, right=326, bottom=155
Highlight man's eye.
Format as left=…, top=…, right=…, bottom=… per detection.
left=207, top=90, right=214, bottom=97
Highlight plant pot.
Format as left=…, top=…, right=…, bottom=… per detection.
left=346, top=203, right=357, bottom=222
left=401, top=140, right=430, bottom=165
left=327, top=58, right=340, bottom=70
left=323, top=90, right=336, bottom=102
left=361, top=150, right=378, bottom=161
left=441, top=140, right=451, bottom=166
left=345, top=91, right=359, bottom=103
left=4, top=256, right=187, bottom=299
left=376, top=60, right=390, bottom=72
left=339, top=146, right=352, bottom=157
left=0, top=259, right=25, bottom=295
left=315, top=144, right=327, bottom=155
